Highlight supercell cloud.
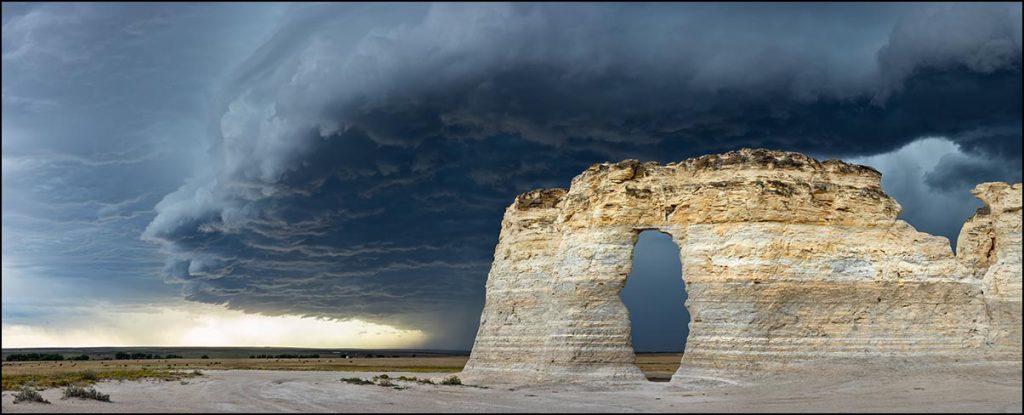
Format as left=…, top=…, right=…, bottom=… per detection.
left=3, top=3, right=1021, bottom=348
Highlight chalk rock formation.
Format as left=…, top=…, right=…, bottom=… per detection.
left=956, top=182, right=1023, bottom=360
left=460, top=149, right=1022, bottom=386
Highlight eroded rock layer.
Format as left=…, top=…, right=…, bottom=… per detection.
left=460, top=149, right=1022, bottom=386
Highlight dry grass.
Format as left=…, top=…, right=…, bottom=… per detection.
left=2, top=354, right=682, bottom=389
left=1, top=357, right=464, bottom=390
left=634, top=353, right=684, bottom=380
left=2, top=356, right=467, bottom=374
left=2, top=368, right=200, bottom=391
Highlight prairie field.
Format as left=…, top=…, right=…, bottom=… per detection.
left=2, top=353, right=683, bottom=390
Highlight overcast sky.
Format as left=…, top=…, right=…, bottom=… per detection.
left=2, top=2, right=1020, bottom=351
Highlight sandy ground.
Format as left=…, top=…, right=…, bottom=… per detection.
left=3, top=362, right=1020, bottom=413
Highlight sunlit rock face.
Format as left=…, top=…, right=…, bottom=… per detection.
left=460, top=148, right=1023, bottom=386
left=956, top=182, right=1023, bottom=361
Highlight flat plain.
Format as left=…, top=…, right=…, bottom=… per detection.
left=2, top=353, right=684, bottom=390
left=2, top=355, right=1020, bottom=413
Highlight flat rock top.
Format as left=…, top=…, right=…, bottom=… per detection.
left=583, top=148, right=881, bottom=177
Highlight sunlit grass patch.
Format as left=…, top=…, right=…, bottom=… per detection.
left=2, top=356, right=467, bottom=377
left=2, top=368, right=202, bottom=391
left=2, top=356, right=470, bottom=392
left=279, top=365, right=463, bottom=373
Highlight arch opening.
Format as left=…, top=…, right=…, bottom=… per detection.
left=619, top=229, right=689, bottom=382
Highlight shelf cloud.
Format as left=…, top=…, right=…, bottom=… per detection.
left=3, top=3, right=1020, bottom=348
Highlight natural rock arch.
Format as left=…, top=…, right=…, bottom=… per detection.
left=619, top=229, right=689, bottom=357
left=460, top=149, right=1022, bottom=386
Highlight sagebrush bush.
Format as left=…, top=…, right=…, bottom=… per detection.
left=440, top=375, right=461, bottom=385
left=62, top=385, right=110, bottom=402
left=376, top=379, right=396, bottom=387
left=340, top=377, right=374, bottom=385
left=13, top=387, right=49, bottom=404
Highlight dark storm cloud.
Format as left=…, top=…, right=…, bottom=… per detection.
left=4, top=3, right=1018, bottom=349
left=2, top=3, right=284, bottom=324
left=143, top=128, right=608, bottom=343
left=135, top=3, right=1021, bottom=348
left=926, top=151, right=1023, bottom=192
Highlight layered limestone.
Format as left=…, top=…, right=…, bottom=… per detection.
left=460, top=149, right=1023, bottom=386
left=956, top=182, right=1023, bottom=360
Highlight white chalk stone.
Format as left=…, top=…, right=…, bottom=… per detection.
left=460, top=149, right=1022, bottom=386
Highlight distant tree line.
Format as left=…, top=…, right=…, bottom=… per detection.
left=6, top=353, right=72, bottom=361
left=5, top=353, right=94, bottom=361
left=248, top=353, right=320, bottom=359
left=7, top=352, right=188, bottom=362
left=113, top=352, right=183, bottom=360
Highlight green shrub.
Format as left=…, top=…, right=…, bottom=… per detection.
left=13, top=387, right=49, bottom=404
left=340, top=377, right=374, bottom=385
left=81, top=370, right=99, bottom=381
left=397, top=376, right=417, bottom=381
left=62, top=385, right=110, bottom=402
left=416, top=378, right=435, bottom=385
left=440, top=375, right=461, bottom=385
